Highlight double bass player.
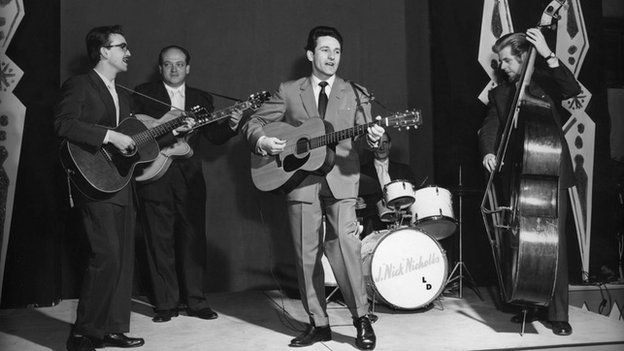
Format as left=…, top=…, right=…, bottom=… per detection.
left=478, top=28, right=581, bottom=336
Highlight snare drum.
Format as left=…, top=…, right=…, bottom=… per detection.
left=383, top=179, right=415, bottom=210
left=410, top=186, right=457, bottom=240
left=361, top=227, right=447, bottom=309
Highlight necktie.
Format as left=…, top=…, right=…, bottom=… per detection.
left=318, top=81, right=328, bottom=119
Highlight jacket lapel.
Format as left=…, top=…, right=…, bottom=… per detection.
left=326, top=76, right=346, bottom=121
left=299, top=77, right=317, bottom=119
left=88, top=70, right=117, bottom=126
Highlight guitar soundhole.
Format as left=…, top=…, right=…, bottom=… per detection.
left=295, top=138, right=310, bottom=155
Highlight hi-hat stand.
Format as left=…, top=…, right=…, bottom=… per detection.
left=446, top=166, right=483, bottom=300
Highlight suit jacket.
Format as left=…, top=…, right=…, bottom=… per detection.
left=478, top=63, right=581, bottom=188
left=360, top=160, right=417, bottom=205
left=55, top=70, right=133, bottom=206
left=243, top=76, right=373, bottom=202
left=131, top=81, right=236, bottom=200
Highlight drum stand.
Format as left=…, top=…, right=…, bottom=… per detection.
left=446, top=166, right=483, bottom=300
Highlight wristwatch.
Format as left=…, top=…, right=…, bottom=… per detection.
left=546, top=52, right=557, bottom=61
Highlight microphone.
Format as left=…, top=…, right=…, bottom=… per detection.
left=348, top=80, right=391, bottom=113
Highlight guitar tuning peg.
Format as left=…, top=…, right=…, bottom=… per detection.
left=406, top=126, right=410, bottom=130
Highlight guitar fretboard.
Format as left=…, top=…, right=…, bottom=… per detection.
left=130, top=100, right=253, bottom=146
left=309, top=122, right=376, bottom=149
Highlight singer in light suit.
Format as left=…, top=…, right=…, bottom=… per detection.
left=243, top=26, right=384, bottom=350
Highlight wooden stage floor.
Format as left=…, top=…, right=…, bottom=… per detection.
left=1, top=287, right=623, bottom=350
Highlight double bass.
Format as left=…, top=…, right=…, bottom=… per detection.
left=480, top=0, right=568, bottom=307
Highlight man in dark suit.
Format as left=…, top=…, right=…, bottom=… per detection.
left=131, top=45, right=240, bottom=323
left=478, top=29, right=581, bottom=336
left=55, top=25, right=146, bottom=351
left=242, top=26, right=384, bottom=350
left=360, top=132, right=417, bottom=234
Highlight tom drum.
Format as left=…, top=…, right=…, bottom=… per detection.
left=410, top=186, right=457, bottom=240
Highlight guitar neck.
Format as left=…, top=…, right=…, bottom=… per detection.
left=131, top=100, right=252, bottom=144
left=191, top=100, right=254, bottom=130
left=309, top=121, right=376, bottom=149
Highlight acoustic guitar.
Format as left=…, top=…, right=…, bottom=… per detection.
left=134, top=91, right=270, bottom=182
left=61, top=91, right=269, bottom=199
left=251, top=109, right=422, bottom=193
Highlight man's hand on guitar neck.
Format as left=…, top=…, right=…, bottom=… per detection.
left=228, top=108, right=243, bottom=131
left=366, top=119, right=385, bottom=149
left=105, top=130, right=136, bottom=155
left=256, top=136, right=286, bottom=156
left=172, top=117, right=196, bottom=136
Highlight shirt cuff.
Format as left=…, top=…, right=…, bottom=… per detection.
left=103, top=130, right=111, bottom=144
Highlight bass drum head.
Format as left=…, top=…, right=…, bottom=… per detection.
left=362, top=227, right=447, bottom=309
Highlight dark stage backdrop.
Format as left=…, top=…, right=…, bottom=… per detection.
left=1, top=0, right=434, bottom=307
left=3, top=0, right=616, bottom=308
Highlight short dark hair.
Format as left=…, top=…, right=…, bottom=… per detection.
left=85, top=25, right=124, bottom=66
left=492, top=32, right=530, bottom=58
left=305, top=26, right=343, bottom=52
left=158, top=45, right=191, bottom=66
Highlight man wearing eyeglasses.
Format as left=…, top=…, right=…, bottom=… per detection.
left=55, top=25, right=147, bottom=351
left=131, top=45, right=241, bottom=324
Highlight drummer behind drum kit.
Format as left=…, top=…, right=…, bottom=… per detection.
left=361, top=180, right=458, bottom=310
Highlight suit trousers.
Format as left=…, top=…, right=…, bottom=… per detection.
left=547, top=188, right=569, bottom=322
left=139, top=161, right=210, bottom=312
left=286, top=176, right=369, bottom=326
left=74, top=200, right=135, bottom=338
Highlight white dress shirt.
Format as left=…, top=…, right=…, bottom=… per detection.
left=374, top=158, right=391, bottom=188
left=164, top=83, right=186, bottom=110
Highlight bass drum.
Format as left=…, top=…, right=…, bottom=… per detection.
left=361, top=227, right=447, bottom=309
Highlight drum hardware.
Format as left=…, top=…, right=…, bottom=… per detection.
left=446, top=166, right=483, bottom=300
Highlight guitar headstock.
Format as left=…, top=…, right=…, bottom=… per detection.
left=379, top=109, right=422, bottom=130
left=248, top=91, right=271, bottom=110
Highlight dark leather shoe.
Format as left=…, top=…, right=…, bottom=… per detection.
left=98, top=333, right=144, bottom=348
left=551, top=321, right=573, bottom=336
left=353, top=316, right=376, bottom=350
left=152, top=309, right=179, bottom=323
left=66, top=334, right=96, bottom=351
left=187, top=307, right=218, bottom=320
left=289, top=324, right=332, bottom=347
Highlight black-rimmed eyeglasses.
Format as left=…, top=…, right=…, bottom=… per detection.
left=104, top=43, right=129, bottom=52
